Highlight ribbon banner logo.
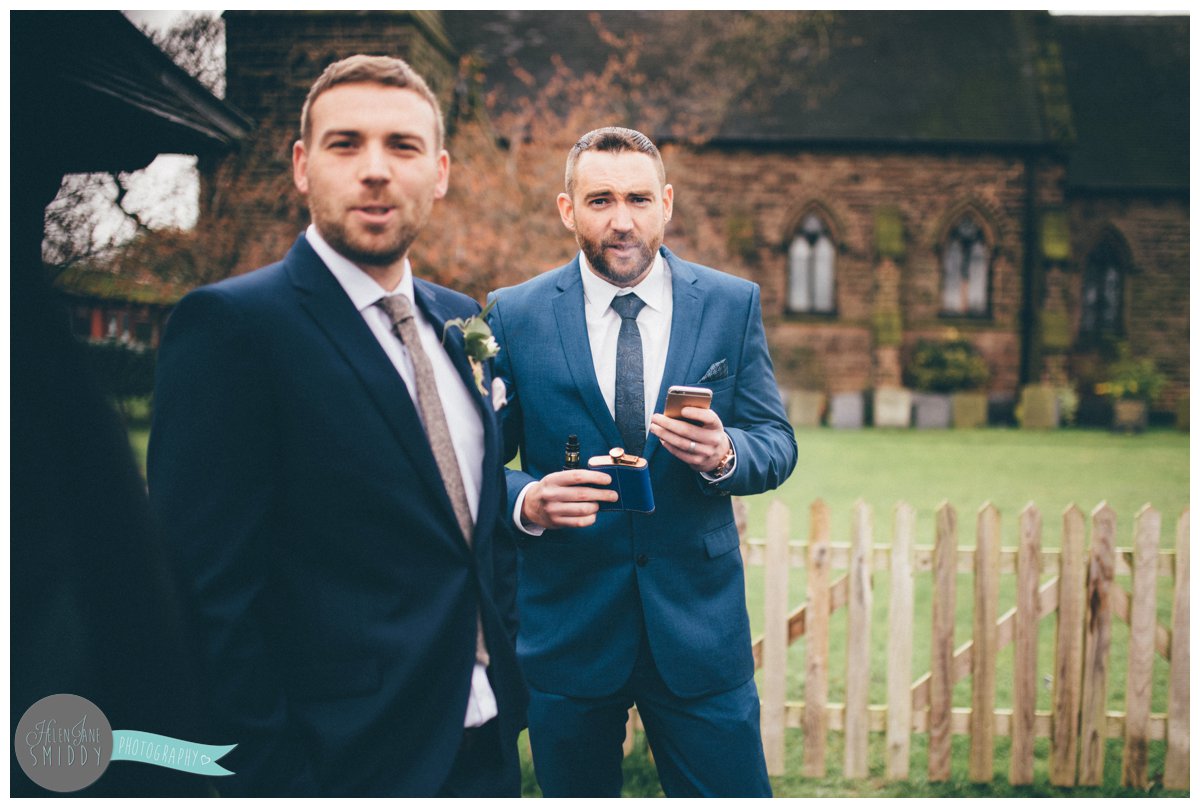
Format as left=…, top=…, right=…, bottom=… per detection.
left=14, top=694, right=236, bottom=793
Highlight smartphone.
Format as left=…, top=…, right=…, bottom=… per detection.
left=664, top=385, right=714, bottom=420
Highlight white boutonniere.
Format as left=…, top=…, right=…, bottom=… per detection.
left=443, top=299, right=500, bottom=396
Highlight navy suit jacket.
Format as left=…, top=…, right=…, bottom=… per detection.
left=488, top=247, right=796, bottom=700
left=148, top=235, right=527, bottom=796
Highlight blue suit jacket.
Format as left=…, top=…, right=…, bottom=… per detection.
left=488, top=247, right=796, bottom=700
left=148, top=235, right=527, bottom=796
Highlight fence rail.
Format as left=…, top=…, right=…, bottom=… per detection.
left=622, top=499, right=1189, bottom=791
left=750, top=499, right=1189, bottom=788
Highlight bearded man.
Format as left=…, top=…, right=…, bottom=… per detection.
left=487, top=126, right=797, bottom=796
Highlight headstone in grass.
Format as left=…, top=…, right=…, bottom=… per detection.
left=1018, top=384, right=1059, bottom=429
left=787, top=389, right=826, bottom=428
left=952, top=391, right=988, bottom=428
left=829, top=391, right=865, bottom=429
left=873, top=386, right=912, bottom=428
left=913, top=392, right=952, bottom=429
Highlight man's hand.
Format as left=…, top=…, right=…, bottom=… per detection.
left=521, top=470, right=619, bottom=530
left=649, top=407, right=731, bottom=473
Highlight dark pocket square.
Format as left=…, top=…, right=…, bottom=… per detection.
left=698, top=359, right=729, bottom=383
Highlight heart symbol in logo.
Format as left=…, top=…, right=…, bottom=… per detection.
left=201, top=755, right=212, bottom=765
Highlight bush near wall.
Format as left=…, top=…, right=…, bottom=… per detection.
left=80, top=339, right=156, bottom=420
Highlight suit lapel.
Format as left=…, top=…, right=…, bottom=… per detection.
left=412, top=279, right=501, bottom=551
left=642, top=248, right=705, bottom=466
left=285, top=238, right=465, bottom=547
left=552, top=262, right=625, bottom=449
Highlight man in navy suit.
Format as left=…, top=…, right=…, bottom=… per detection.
left=488, top=127, right=797, bottom=796
left=148, top=55, right=525, bottom=796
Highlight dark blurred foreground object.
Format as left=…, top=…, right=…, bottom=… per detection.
left=10, top=11, right=249, bottom=796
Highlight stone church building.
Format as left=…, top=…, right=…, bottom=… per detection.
left=211, top=10, right=1188, bottom=423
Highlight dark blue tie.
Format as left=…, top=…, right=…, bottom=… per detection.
left=611, top=293, right=647, bottom=456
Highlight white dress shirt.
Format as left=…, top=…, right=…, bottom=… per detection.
left=513, top=250, right=738, bottom=535
left=580, top=250, right=673, bottom=429
left=307, top=224, right=497, bottom=728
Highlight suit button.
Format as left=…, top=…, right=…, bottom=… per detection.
left=636, top=554, right=648, bottom=567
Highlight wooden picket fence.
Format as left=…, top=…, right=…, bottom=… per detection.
left=734, top=499, right=1191, bottom=789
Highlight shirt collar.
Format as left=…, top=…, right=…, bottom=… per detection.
left=579, top=249, right=668, bottom=314
left=306, top=223, right=414, bottom=312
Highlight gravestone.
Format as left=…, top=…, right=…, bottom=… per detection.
left=912, top=393, right=952, bottom=429
left=829, top=392, right=865, bottom=429
left=873, top=387, right=912, bottom=428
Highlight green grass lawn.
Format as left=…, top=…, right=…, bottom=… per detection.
left=129, top=424, right=1189, bottom=797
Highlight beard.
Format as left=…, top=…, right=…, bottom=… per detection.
left=578, top=231, right=657, bottom=287
left=309, top=197, right=427, bottom=270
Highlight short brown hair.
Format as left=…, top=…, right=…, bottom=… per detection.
left=300, top=54, right=444, bottom=148
left=564, top=127, right=665, bottom=197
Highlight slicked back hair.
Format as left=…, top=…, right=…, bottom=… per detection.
left=564, top=126, right=665, bottom=197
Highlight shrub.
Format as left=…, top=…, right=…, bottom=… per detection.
left=1094, top=344, right=1166, bottom=403
left=904, top=339, right=989, bottom=393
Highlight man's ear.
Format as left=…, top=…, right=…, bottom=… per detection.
left=557, top=192, right=576, bottom=232
left=292, top=140, right=309, bottom=195
left=434, top=149, right=450, bottom=200
left=662, top=183, right=674, bottom=222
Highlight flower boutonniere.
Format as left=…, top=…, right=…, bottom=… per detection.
left=443, top=299, right=500, bottom=395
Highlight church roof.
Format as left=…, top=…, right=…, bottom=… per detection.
left=443, top=11, right=1054, bottom=148
left=443, top=10, right=1188, bottom=191
left=1055, top=15, right=1189, bottom=192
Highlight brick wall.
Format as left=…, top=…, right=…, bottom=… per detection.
left=663, top=147, right=1058, bottom=394
left=210, top=11, right=456, bottom=275
left=1067, top=194, right=1190, bottom=411
left=205, top=13, right=1188, bottom=412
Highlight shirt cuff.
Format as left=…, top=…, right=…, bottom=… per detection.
left=463, top=663, right=498, bottom=728
left=513, top=482, right=546, bottom=536
left=700, top=435, right=737, bottom=483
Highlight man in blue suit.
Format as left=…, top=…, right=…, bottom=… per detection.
left=148, top=56, right=526, bottom=796
left=488, top=127, right=797, bottom=796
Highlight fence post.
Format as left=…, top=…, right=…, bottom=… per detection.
left=969, top=503, right=1001, bottom=782
left=1010, top=504, right=1042, bottom=785
left=1121, top=506, right=1160, bottom=788
left=1050, top=505, right=1087, bottom=785
left=929, top=502, right=957, bottom=782
left=803, top=500, right=831, bottom=777
left=1164, top=509, right=1190, bottom=790
left=1079, top=502, right=1116, bottom=786
left=885, top=502, right=916, bottom=781
left=844, top=500, right=873, bottom=779
left=762, top=499, right=790, bottom=776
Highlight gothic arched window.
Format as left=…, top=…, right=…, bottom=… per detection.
left=940, top=216, right=990, bottom=316
left=1080, top=235, right=1126, bottom=340
left=787, top=213, right=836, bottom=314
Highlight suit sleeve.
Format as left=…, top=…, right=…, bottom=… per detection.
left=147, top=288, right=319, bottom=796
left=487, top=293, right=538, bottom=520
left=702, top=283, right=798, bottom=497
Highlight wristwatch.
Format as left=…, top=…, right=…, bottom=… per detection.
left=710, top=442, right=736, bottom=477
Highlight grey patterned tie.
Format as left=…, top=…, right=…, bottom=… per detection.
left=377, top=294, right=488, bottom=666
left=611, top=293, right=647, bottom=456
